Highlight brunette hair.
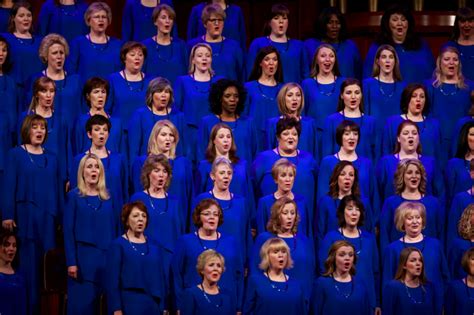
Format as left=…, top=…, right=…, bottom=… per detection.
left=83, top=77, right=109, bottom=108
left=140, top=154, right=172, bottom=190
left=266, top=197, right=300, bottom=234
left=335, top=120, right=360, bottom=147
left=205, top=123, right=239, bottom=164
left=394, top=247, right=427, bottom=284
left=310, top=43, right=340, bottom=78
left=400, top=83, right=430, bottom=115
left=336, top=195, right=365, bottom=228
left=121, top=201, right=149, bottom=230
left=248, top=46, right=283, bottom=82
left=328, top=161, right=361, bottom=199
left=322, top=240, right=357, bottom=276
left=20, top=114, right=48, bottom=145
left=336, top=78, right=364, bottom=113
left=393, top=120, right=422, bottom=154
left=192, top=198, right=224, bottom=228
left=371, top=44, right=402, bottom=81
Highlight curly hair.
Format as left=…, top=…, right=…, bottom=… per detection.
left=458, top=204, right=474, bottom=240
left=192, top=198, right=224, bottom=228
left=328, top=161, right=361, bottom=199
left=393, top=159, right=427, bottom=195
left=208, top=79, right=246, bottom=116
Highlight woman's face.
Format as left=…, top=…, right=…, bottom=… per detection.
left=407, top=88, right=425, bottom=116
left=211, top=163, right=233, bottom=192
left=403, top=251, right=423, bottom=278
left=341, top=84, right=362, bottom=111
left=192, top=46, right=212, bottom=73
left=124, top=47, right=144, bottom=73
left=278, top=127, right=298, bottom=152
left=29, top=121, right=46, bottom=146
left=469, top=253, right=474, bottom=276
left=334, top=245, right=354, bottom=274
left=155, top=9, right=174, bottom=35
left=403, top=209, right=423, bottom=236
left=88, top=87, right=107, bottom=111
left=316, top=47, right=335, bottom=75
left=87, top=123, right=109, bottom=147
left=403, top=164, right=421, bottom=192
left=13, top=6, right=32, bottom=33
left=284, top=87, right=302, bottom=115
left=156, top=126, right=175, bottom=154
left=337, top=165, right=355, bottom=194
left=0, top=41, right=8, bottom=68
left=200, top=204, right=220, bottom=231
left=83, top=157, right=100, bottom=186
left=326, top=14, right=341, bottom=41
left=279, top=203, right=296, bottom=233
left=397, top=125, right=419, bottom=153
left=458, top=18, right=474, bottom=38
left=276, top=167, right=295, bottom=193
left=152, top=89, right=171, bottom=110
left=0, top=236, right=17, bottom=264
left=205, top=13, right=224, bottom=38
left=260, top=52, right=278, bottom=77
left=127, top=207, right=147, bottom=234
left=389, top=13, right=408, bottom=42
left=213, top=127, right=232, bottom=156
left=221, top=86, right=239, bottom=115
left=344, top=201, right=360, bottom=228
left=270, top=14, right=288, bottom=37
left=341, top=128, right=359, bottom=152
left=47, top=43, right=66, bottom=72
left=202, top=257, right=223, bottom=284
left=88, top=9, right=109, bottom=33
left=440, top=51, right=460, bottom=78
left=37, top=83, right=55, bottom=108
left=149, top=162, right=169, bottom=191
left=377, top=49, right=395, bottom=75
left=268, top=247, right=288, bottom=270
left=468, top=127, right=474, bottom=152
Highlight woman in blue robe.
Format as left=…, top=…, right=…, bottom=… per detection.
left=450, top=105, right=474, bottom=157
left=383, top=247, right=440, bottom=315
left=310, top=240, right=371, bottom=315
left=447, top=205, right=474, bottom=279
left=70, top=115, right=128, bottom=205
left=265, top=82, right=317, bottom=157
left=199, top=78, right=256, bottom=162
left=244, top=238, right=306, bottom=315
left=172, top=199, right=244, bottom=311
left=379, top=159, right=445, bottom=252
left=106, top=201, right=167, bottom=314
left=363, top=5, right=435, bottom=83
left=0, top=2, right=12, bottom=33
left=448, top=185, right=474, bottom=246
left=444, top=248, right=474, bottom=315
left=304, top=7, right=361, bottom=79
left=252, top=117, right=318, bottom=216
left=187, top=4, right=243, bottom=82
left=128, top=77, right=185, bottom=163
left=2, top=114, right=62, bottom=314
left=141, top=4, right=187, bottom=85
left=0, top=35, right=17, bottom=139
left=187, top=1, right=246, bottom=51
left=64, top=154, right=119, bottom=315
left=382, top=202, right=450, bottom=309
left=247, top=4, right=309, bottom=84
left=122, top=0, right=175, bottom=42
left=319, top=195, right=380, bottom=313
left=66, top=2, right=121, bottom=82
left=37, top=0, right=88, bottom=44
left=244, top=46, right=283, bottom=149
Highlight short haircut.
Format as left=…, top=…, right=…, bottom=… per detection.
left=394, top=201, right=426, bottom=232
left=152, top=4, right=176, bottom=23
left=461, top=247, right=474, bottom=275
left=336, top=78, right=364, bottom=113
left=201, top=3, right=226, bottom=24
left=208, top=79, right=246, bottom=116
left=335, top=120, right=360, bottom=146
left=322, top=240, right=357, bottom=276
left=310, top=43, right=341, bottom=78
left=192, top=198, right=224, bottom=228
left=211, top=156, right=233, bottom=175
left=276, top=116, right=301, bottom=138
left=20, top=114, right=48, bottom=145
left=277, top=82, right=304, bottom=117
left=196, top=249, right=226, bottom=278
left=271, top=158, right=296, bottom=182
left=400, top=83, right=430, bottom=115
left=140, top=154, right=172, bottom=190
left=258, top=238, right=294, bottom=270
left=84, top=2, right=112, bottom=25
left=120, top=41, right=147, bottom=64
left=121, top=201, right=149, bottom=230
left=393, top=159, right=427, bottom=195
left=336, top=195, right=365, bottom=228
left=328, top=161, right=360, bottom=199
left=83, top=77, right=110, bottom=108
left=85, top=114, right=111, bottom=133
left=394, top=247, right=427, bottom=284
left=266, top=197, right=300, bottom=234
left=248, top=46, right=283, bottom=82
left=38, top=33, right=69, bottom=64
left=146, top=77, right=174, bottom=109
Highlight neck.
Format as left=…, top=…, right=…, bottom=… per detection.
left=157, top=150, right=170, bottom=159
left=14, top=30, right=31, bottom=37
left=274, top=189, right=293, bottom=200
left=0, top=259, right=13, bottom=274
left=219, top=111, right=236, bottom=121
left=36, top=105, right=53, bottom=117
left=393, top=35, right=406, bottom=44
left=215, top=150, right=230, bottom=160
left=90, top=144, right=107, bottom=156
left=124, top=68, right=141, bottom=77
left=402, top=188, right=421, bottom=199
left=342, top=225, right=358, bottom=235
left=467, top=275, right=474, bottom=286
left=258, top=74, right=276, bottom=85
left=90, top=107, right=107, bottom=116
left=378, top=71, right=394, bottom=82
left=199, top=227, right=217, bottom=239
left=25, top=143, right=42, bottom=152
left=406, top=111, right=423, bottom=121
left=127, top=229, right=144, bottom=241
left=205, top=33, right=222, bottom=42
left=85, top=183, right=99, bottom=195
left=89, top=30, right=106, bottom=40
left=404, top=274, right=420, bottom=287
left=277, top=145, right=296, bottom=157
left=443, top=74, right=458, bottom=83
left=267, top=267, right=285, bottom=278
left=149, top=186, right=166, bottom=198
left=156, top=32, right=171, bottom=44
left=202, top=279, right=219, bottom=293
left=343, top=107, right=361, bottom=117
left=338, top=148, right=357, bottom=160
left=278, top=229, right=293, bottom=237
left=398, top=150, right=418, bottom=159
left=193, top=69, right=211, bottom=81
left=333, top=270, right=351, bottom=281
left=317, top=72, right=335, bottom=81
left=269, top=33, right=287, bottom=42
left=338, top=190, right=351, bottom=199
left=151, top=104, right=168, bottom=115
left=46, top=66, right=64, bottom=78
left=212, top=187, right=230, bottom=200
left=404, top=232, right=423, bottom=242
left=60, top=0, right=75, bottom=4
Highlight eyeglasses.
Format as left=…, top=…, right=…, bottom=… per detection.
left=208, top=18, right=224, bottom=24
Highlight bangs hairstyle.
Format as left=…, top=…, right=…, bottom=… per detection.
left=146, top=77, right=174, bottom=109
left=376, top=4, right=421, bottom=50
left=371, top=44, right=402, bottom=81
left=310, top=43, right=341, bottom=78
left=188, top=43, right=214, bottom=75
left=85, top=114, right=111, bottom=133
left=201, top=3, right=226, bottom=23
left=322, top=240, right=357, bottom=276
left=147, top=120, right=179, bottom=159
left=248, top=46, right=283, bottom=82
left=0, top=229, right=19, bottom=268
left=394, top=247, right=427, bottom=284
left=209, top=79, right=246, bottom=116
left=28, top=76, right=56, bottom=114
left=152, top=4, right=176, bottom=23
left=336, top=195, right=365, bottom=228
left=335, top=120, right=360, bottom=146
left=83, top=77, right=109, bottom=107
left=0, top=35, right=12, bottom=73
left=77, top=154, right=109, bottom=200
left=38, top=33, right=69, bottom=64
left=276, top=116, right=301, bottom=138
left=451, top=7, right=474, bottom=41
left=315, top=6, right=347, bottom=41
left=192, top=198, right=224, bottom=228
left=458, top=204, right=474, bottom=240
left=277, top=82, right=304, bottom=117
left=205, top=123, right=239, bottom=164
left=211, top=156, right=233, bottom=176
left=263, top=3, right=290, bottom=36
left=258, top=238, right=294, bottom=270
left=394, top=201, right=426, bottom=232
left=120, top=41, right=147, bottom=64
left=433, top=46, right=466, bottom=89
left=121, top=201, right=149, bottom=230
left=328, top=161, right=360, bottom=199
left=337, top=78, right=364, bottom=112
left=271, top=158, right=296, bottom=182
left=461, top=247, right=474, bottom=275
left=196, top=249, right=226, bottom=278
left=84, top=2, right=112, bottom=25
left=394, top=120, right=422, bottom=154
left=400, top=83, right=430, bottom=115
left=455, top=121, right=474, bottom=158
left=140, top=154, right=172, bottom=190
left=266, top=196, right=300, bottom=234
left=8, top=2, right=33, bottom=33
left=20, top=114, right=48, bottom=145
left=394, top=159, right=427, bottom=195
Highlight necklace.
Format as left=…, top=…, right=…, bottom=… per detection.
left=315, top=77, right=336, bottom=96
left=439, top=83, right=459, bottom=96
left=332, top=275, right=353, bottom=298
left=86, top=34, right=109, bottom=51
left=402, top=234, right=425, bottom=252
left=23, top=145, right=48, bottom=168
left=257, top=81, right=278, bottom=100
left=125, top=233, right=149, bottom=256
left=266, top=270, right=288, bottom=292
left=146, top=189, right=168, bottom=214
left=122, top=70, right=144, bottom=92
left=196, top=230, right=220, bottom=250
left=201, top=283, right=222, bottom=308
left=404, top=282, right=425, bottom=304
left=210, top=190, right=233, bottom=211
left=377, top=76, right=396, bottom=98
left=154, top=36, right=174, bottom=62
left=85, top=195, right=102, bottom=211
left=44, top=69, right=67, bottom=91
left=340, top=228, right=362, bottom=255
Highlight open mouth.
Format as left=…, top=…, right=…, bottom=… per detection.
left=407, top=139, right=414, bottom=145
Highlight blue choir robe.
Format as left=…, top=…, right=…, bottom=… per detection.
left=319, top=229, right=380, bottom=310
left=187, top=37, right=244, bottom=82
left=37, top=0, right=88, bottom=44
left=73, top=113, right=124, bottom=156
left=106, top=237, right=167, bottom=314
left=446, top=158, right=472, bottom=206
left=0, top=7, right=11, bottom=32
left=63, top=190, right=119, bottom=314
left=121, top=0, right=176, bottom=42
left=321, top=112, right=377, bottom=161
left=142, top=36, right=188, bottom=85
left=376, top=155, right=445, bottom=203
left=128, top=106, right=186, bottom=164
left=304, top=39, right=362, bottom=79
left=379, top=195, right=445, bottom=252
left=181, top=285, right=237, bottom=315
left=186, top=3, right=246, bottom=51
left=310, top=276, right=371, bottom=315
left=250, top=232, right=316, bottom=301
left=247, top=37, right=309, bottom=83
left=447, top=191, right=474, bottom=246
left=363, top=41, right=435, bottom=83
left=198, top=114, right=258, bottom=163
left=244, top=272, right=306, bottom=315
left=0, top=272, right=27, bottom=315
left=70, top=152, right=129, bottom=205
left=255, top=194, right=312, bottom=239
left=0, top=74, right=18, bottom=137
left=171, top=232, right=244, bottom=310
left=192, top=192, right=252, bottom=263
left=316, top=195, right=373, bottom=246
left=450, top=116, right=474, bottom=157
left=243, top=81, right=282, bottom=149
left=265, top=116, right=317, bottom=158
left=0, top=116, right=10, bottom=207
left=447, top=237, right=473, bottom=279
left=444, top=279, right=474, bottom=315
left=251, top=149, right=318, bottom=220
left=382, top=237, right=450, bottom=309
left=444, top=41, right=474, bottom=81
left=66, top=35, right=122, bottom=82
left=382, top=280, right=439, bottom=315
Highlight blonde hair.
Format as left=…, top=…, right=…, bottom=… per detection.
left=458, top=204, right=474, bottom=240
left=76, top=154, right=110, bottom=200
left=432, top=46, right=467, bottom=89
left=196, top=249, right=226, bottom=278
left=84, top=2, right=112, bottom=25
left=393, top=159, right=427, bottom=195
left=188, top=43, right=214, bottom=75
left=147, top=120, right=179, bottom=159
left=394, top=201, right=426, bottom=232
left=277, top=82, right=304, bottom=117
left=271, top=158, right=296, bottom=182
left=38, top=33, right=69, bottom=64
left=259, top=238, right=294, bottom=270
left=266, top=197, right=300, bottom=234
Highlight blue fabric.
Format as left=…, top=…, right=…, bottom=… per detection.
left=243, top=272, right=306, bottom=315
left=447, top=237, right=473, bottom=280
left=444, top=158, right=471, bottom=209
left=444, top=279, right=474, bottom=315
left=304, top=39, right=362, bottom=79
left=447, top=191, right=474, bottom=246
left=186, top=3, right=246, bottom=51
left=382, top=280, right=440, bottom=315
left=0, top=7, right=11, bottom=33
left=444, top=40, right=474, bottom=81
left=0, top=74, right=18, bottom=136
left=450, top=116, right=474, bottom=157
left=66, top=279, right=102, bottom=315
left=0, top=272, right=27, bottom=315
left=181, top=285, right=237, bottom=315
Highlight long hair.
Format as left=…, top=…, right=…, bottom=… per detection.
left=310, top=43, right=341, bottom=78
left=205, top=123, right=239, bottom=164
left=322, top=240, right=357, bottom=277
left=394, top=247, right=428, bottom=284
left=315, top=6, right=348, bottom=42
left=276, top=82, right=304, bottom=117
left=455, top=121, right=474, bottom=158
left=371, top=44, right=402, bottom=81
left=432, top=46, right=467, bottom=89
left=393, top=159, right=427, bottom=195
left=450, top=7, right=474, bottom=41
left=0, top=35, right=12, bottom=73
left=248, top=46, right=283, bottom=82
left=328, top=161, right=361, bottom=199
left=188, top=43, right=214, bottom=75
left=458, top=204, right=474, bottom=240
left=147, top=120, right=179, bottom=159
left=266, top=196, right=300, bottom=235
left=336, top=78, right=364, bottom=113
left=76, top=154, right=110, bottom=200
left=399, top=83, right=430, bottom=115
left=28, top=77, right=56, bottom=114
